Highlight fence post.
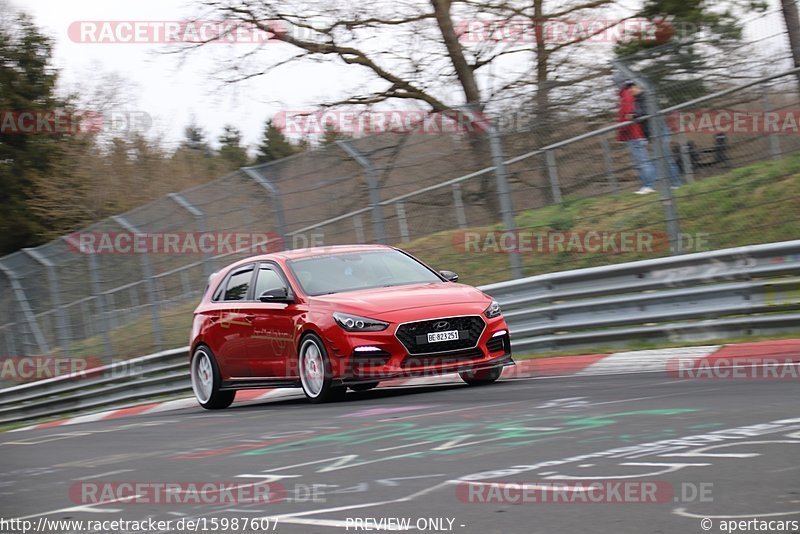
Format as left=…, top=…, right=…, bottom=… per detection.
left=2, top=325, right=15, bottom=357
left=241, top=167, right=290, bottom=249
left=614, top=60, right=682, bottom=255
left=679, top=143, right=695, bottom=183
left=600, top=136, right=619, bottom=191
left=760, top=80, right=782, bottom=160
left=169, top=193, right=214, bottom=278
left=476, top=113, right=523, bottom=279
left=79, top=298, right=94, bottom=338
left=395, top=201, right=410, bottom=243
left=646, top=111, right=683, bottom=254
left=649, top=108, right=683, bottom=255
left=0, top=261, right=50, bottom=356
left=111, top=216, right=163, bottom=351
left=545, top=150, right=563, bottom=203
left=353, top=214, right=366, bottom=244
left=452, top=184, right=468, bottom=229
left=24, top=247, right=72, bottom=355
left=336, top=140, right=387, bottom=244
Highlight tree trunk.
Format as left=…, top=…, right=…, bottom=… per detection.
left=431, top=0, right=482, bottom=107
left=431, top=0, right=499, bottom=216
left=534, top=0, right=552, bottom=142
left=780, top=0, right=800, bottom=92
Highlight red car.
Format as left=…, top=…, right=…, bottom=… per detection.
left=189, top=245, right=513, bottom=408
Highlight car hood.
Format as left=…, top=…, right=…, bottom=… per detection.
left=309, top=282, right=490, bottom=315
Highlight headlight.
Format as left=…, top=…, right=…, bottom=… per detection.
left=484, top=300, right=502, bottom=318
left=333, top=312, right=389, bottom=332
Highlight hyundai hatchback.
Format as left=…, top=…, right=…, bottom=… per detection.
left=190, top=245, right=513, bottom=408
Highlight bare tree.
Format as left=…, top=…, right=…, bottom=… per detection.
left=184, top=0, right=626, bottom=210
left=192, top=0, right=621, bottom=116
left=458, top=0, right=622, bottom=140
left=780, top=0, right=800, bottom=91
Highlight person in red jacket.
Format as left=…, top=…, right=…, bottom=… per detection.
left=618, top=81, right=656, bottom=194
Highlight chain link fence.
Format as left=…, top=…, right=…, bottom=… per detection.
left=2, top=17, right=799, bottom=375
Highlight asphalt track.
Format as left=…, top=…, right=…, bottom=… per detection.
left=1, top=371, right=799, bottom=534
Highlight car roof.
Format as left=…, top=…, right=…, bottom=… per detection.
left=231, top=244, right=397, bottom=266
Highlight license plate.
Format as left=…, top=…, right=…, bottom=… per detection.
left=427, top=330, right=459, bottom=343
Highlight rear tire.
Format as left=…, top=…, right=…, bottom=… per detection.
left=349, top=381, right=380, bottom=392
left=299, top=333, right=347, bottom=403
left=191, top=346, right=235, bottom=409
left=459, top=365, right=502, bottom=386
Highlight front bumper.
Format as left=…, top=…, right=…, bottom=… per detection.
left=337, top=352, right=515, bottom=387
left=326, top=318, right=513, bottom=384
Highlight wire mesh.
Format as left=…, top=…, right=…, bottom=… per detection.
left=1, top=20, right=798, bottom=367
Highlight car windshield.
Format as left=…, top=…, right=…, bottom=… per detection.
left=288, top=250, right=443, bottom=296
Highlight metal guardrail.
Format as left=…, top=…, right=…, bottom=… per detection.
left=1, top=240, right=799, bottom=425
left=484, top=240, right=800, bottom=352
left=0, top=348, right=191, bottom=425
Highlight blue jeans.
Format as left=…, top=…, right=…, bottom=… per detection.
left=626, top=138, right=656, bottom=189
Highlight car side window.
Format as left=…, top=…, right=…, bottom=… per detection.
left=254, top=266, right=285, bottom=298
left=223, top=266, right=254, bottom=301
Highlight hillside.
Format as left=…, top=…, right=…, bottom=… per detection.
left=405, top=152, right=800, bottom=285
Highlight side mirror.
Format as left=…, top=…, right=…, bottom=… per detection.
left=440, top=270, right=459, bottom=283
left=259, top=287, right=292, bottom=303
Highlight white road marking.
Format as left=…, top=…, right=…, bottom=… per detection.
left=13, top=494, right=145, bottom=520
left=3, top=432, right=93, bottom=445
left=661, top=440, right=800, bottom=458
left=73, top=469, right=134, bottom=481
left=375, top=474, right=446, bottom=486
left=63, top=411, right=116, bottom=425
left=457, top=480, right=592, bottom=492
left=575, top=346, right=720, bottom=375
left=544, top=462, right=712, bottom=480
left=375, top=441, right=434, bottom=452
left=376, top=402, right=519, bottom=422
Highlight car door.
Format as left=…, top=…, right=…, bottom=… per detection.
left=215, top=264, right=257, bottom=378
left=246, top=262, right=298, bottom=378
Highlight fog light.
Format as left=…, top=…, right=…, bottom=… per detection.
left=354, top=346, right=383, bottom=352
left=492, top=330, right=508, bottom=338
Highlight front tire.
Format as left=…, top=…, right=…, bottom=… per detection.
left=459, top=365, right=502, bottom=386
left=191, top=346, right=235, bottom=409
left=299, top=334, right=347, bottom=403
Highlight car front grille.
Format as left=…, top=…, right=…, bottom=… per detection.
left=395, top=315, right=485, bottom=355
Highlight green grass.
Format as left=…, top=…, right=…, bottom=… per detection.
left=46, top=152, right=800, bottom=363
left=66, top=301, right=196, bottom=360
left=404, top=151, right=800, bottom=285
